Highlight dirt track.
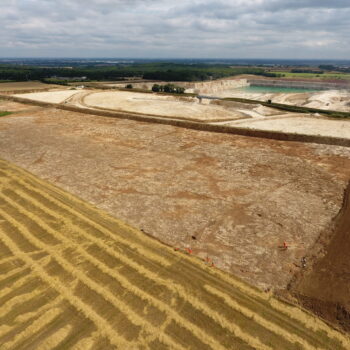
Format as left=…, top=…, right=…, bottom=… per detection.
left=290, top=181, right=350, bottom=331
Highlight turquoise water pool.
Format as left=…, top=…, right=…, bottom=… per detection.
left=236, top=86, right=320, bottom=94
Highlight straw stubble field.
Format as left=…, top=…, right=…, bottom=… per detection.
left=0, top=159, right=349, bottom=350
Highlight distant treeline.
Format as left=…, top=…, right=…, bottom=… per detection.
left=0, top=63, right=281, bottom=82
left=319, top=65, right=350, bottom=73
left=142, top=66, right=280, bottom=81
left=290, top=69, right=324, bottom=74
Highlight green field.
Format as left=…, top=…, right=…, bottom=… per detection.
left=271, top=71, right=350, bottom=80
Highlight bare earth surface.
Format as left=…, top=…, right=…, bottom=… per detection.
left=289, top=182, right=350, bottom=332
left=11, top=89, right=350, bottom=140
left=15, top=90, right=79, bottom=104
left=1, top=159, right=349, bottom=350
left=14, top=90, right=248, bottom=121
left=74, top=90, right=246, bottom=122
left=226, top=115, right=350, bottom=139
left=0, top=81, right=61, bottom=92
left=1, top=101, right=350, bottom=296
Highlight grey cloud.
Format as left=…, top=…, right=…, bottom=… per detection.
left=0, top=0, right=349, bottom=58
left=266, top=0, right=350, bottom=11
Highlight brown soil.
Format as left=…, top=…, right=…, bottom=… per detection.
left=1, top=158, right=349, bottom=349
left=289, top=182, right=350, bottom=332
left=0, top=81, right=60, bottom=93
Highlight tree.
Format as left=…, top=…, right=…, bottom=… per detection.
left=152, top=84, right=160, bottom=92
left=152, top=83, right=185, bottom=94
left=125, top=84, right=133, bottom=89
left=163, top=83, right=176, bottom=93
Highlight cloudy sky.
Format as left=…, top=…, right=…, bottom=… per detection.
left=1, top=0, right=349, bottom=58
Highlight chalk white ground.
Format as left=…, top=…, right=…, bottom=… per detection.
left=9, top=88, right=350, bottom=139
left=211, top=89, right=350, bottom=112
left=82, top=91, right=246, bottom=121
left=14, top=89, right=79, bottom=104
left=223, top=115, right=350, bottom=139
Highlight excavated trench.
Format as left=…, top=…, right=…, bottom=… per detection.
left=289, top=181, right=350, bottom=332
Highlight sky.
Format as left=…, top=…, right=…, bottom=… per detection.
left=0, top=0, right=349, bottom=59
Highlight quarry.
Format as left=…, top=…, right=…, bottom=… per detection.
left=10, top=78, right=350, bottom=141
left=0, top=77, right=350, bottom=348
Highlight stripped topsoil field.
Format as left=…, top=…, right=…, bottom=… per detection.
left=1, top=158, right=349, bottom=349
left=0, top=100, right=350, bottom=333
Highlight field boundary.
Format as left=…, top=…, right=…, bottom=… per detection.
left=1, top=93, right=350, bottom=147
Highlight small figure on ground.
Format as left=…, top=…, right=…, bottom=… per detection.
left=301, top=257, right=307, bottom=268
left=204, top=256, right=211, bottom=265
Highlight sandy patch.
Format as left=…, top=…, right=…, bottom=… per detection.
left=14, top=90, right=80, bottom=104
left=83, top=91, right=246, bottom=121
left=227, top=115, right=350, bottom=139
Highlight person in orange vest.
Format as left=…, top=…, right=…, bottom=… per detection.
left=185, top=247, right=193, bottom=254
left=283, top=241, right=288, bottom=250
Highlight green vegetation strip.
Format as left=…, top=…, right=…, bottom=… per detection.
left=0, top=111, right=11, bottom=117
left=271, top=71, right=350, bottom=80
left=223, top=97, right=350, bottom=119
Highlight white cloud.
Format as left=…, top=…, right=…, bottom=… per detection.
left=0, top=0, right=349, bottom=58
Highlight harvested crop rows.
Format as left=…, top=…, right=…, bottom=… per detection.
left=0, top=159, right=349, bottom=350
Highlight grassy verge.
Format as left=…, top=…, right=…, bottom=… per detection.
left=223, top=97, right=350, bottom=119
left=0, top=111, right=12, bottom=117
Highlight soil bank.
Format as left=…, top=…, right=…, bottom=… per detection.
left=290, top=182, right=350, bottom=332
